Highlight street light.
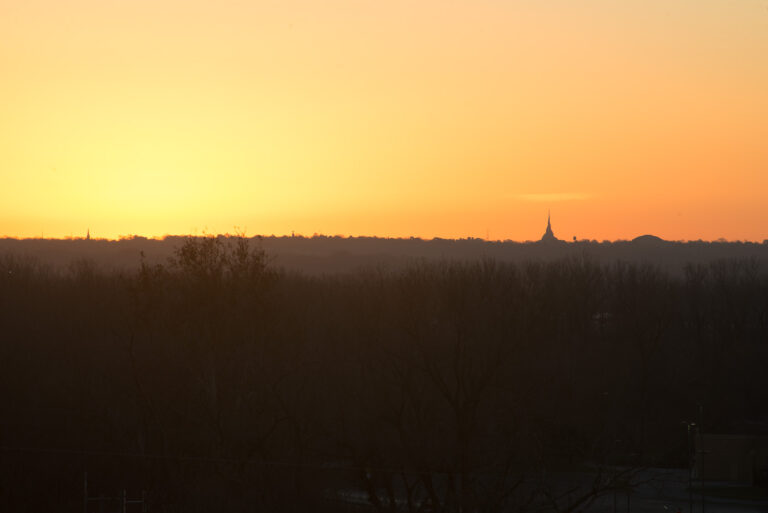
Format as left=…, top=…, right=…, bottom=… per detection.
left=682, top=422, right=697, bottom=513
left=698, top=404, right=706, bottom=513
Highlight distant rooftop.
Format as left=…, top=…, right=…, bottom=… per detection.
left=631, top=234, right=666, bottom=243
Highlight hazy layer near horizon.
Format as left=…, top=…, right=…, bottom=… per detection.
left=3, top=235, right=768, bottom=275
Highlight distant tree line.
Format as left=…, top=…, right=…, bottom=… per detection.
left=0, top=236, right=766, bottom=512
left=4, top=234, right=768, bottom=276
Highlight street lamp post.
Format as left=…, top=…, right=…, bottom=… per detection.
left=699, top=404, right=707, bottom=513
left=683, top=422, right=696, bottom=513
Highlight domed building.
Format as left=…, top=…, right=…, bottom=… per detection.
left=631, top=234, right=665, bottom=243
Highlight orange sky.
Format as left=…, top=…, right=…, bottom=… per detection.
left=1, top=0, right=767, bottom=241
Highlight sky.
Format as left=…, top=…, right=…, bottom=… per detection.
left=1, top=0, right=767, bottom=241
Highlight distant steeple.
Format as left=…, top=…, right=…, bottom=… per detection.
left=86, top=229, right=90, bottom=241
left=540, top=210, right=559, bottom=242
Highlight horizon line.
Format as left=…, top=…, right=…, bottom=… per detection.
left=1, top=233, right=767, bottom=244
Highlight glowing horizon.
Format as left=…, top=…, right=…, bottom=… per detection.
left=2, top=1, right=767, bottom=242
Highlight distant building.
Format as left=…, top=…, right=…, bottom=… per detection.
left=631, top=234, right=665, bottom=243
left=540, top=211, right=560, bottom=243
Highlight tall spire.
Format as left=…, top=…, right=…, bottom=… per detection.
left=541, top=211, right=558, bottom=242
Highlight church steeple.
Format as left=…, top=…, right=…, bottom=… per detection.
left=540, top=210, right=558, bottom=242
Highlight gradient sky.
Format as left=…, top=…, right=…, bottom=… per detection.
left=2, top=0, right=767, bottom=241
